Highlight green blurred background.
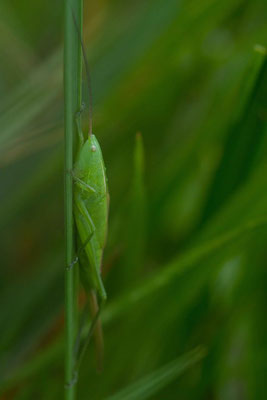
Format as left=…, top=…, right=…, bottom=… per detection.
left=0, top=0, right=267, bottom=398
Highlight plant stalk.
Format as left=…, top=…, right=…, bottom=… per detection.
left=64, top=0, right=83, bottom=398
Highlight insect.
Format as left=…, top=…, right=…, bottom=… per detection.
left=69, top=11, right=109, bottom=379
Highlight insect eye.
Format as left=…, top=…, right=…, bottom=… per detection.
left=91, top=145, right=96, bottom=152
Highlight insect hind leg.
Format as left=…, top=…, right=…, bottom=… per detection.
left=74, top=293, right=106, bottom=375
left=65, top=230, right=94, bottom=271
left=70, top=171, right=96, bottom=194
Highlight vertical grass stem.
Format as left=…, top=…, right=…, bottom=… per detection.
left=64, top=0, right=83, bottom=398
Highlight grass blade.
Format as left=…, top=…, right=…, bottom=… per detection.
left=107, top=347, right=205, bottom=400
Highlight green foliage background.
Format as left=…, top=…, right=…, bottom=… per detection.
left=0, top=0, right=266, bottom=398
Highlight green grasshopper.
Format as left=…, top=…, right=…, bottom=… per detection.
left=68, top=11, right=108, bottom=382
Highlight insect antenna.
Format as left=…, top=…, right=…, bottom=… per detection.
left=72, top=10, right=93, bottom=137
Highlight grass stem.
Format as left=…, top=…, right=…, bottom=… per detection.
left=64, top=0, right=83, bottom=398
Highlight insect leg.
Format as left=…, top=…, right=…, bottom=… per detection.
left=73, top=291, right=103, bottom=371
left=66, top=256, right=78, bottom=271
left=89, top=290, right=104, bottom=372
left=75, top=102, right=86, bottom=148
left=75, top=199, right=107, bottom=304
left=66, top=197, right=96, bottom=271
left=74, top=293, right=106, bottom=375
left=64, top=370, right=78, bottom=389
left=71, top=171, right=96, bottom=193
left=72, top=197, right=107, bottom=374
left=73, top=299, right=90, bottom=358
left=65, top=230, right=94, bottom=271
left=67, top=305, right=101, bottom=387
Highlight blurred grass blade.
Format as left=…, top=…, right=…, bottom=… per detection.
left=107, top=347, right=205, bottom=400
left=105, top=215, right=267, bottom=324
left=123, top=132, right=147, bottom=282
left=200, top=49, right=267, bottom=225
left=1, top=217, right=266, bottom=392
